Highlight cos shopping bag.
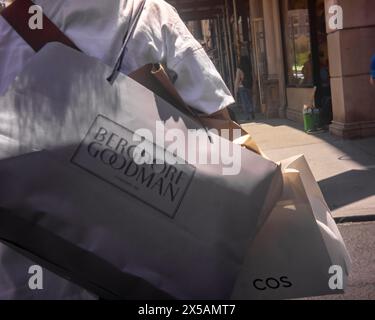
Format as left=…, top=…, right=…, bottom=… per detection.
left=232, top=155, right=351, bottom=300
left=0, top=43, right=282, bottom=299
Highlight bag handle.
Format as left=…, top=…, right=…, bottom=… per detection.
left=107, top=0, right=146, bottom=84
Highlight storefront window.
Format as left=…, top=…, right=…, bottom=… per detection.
left=282, top=0, right=313, bottom=86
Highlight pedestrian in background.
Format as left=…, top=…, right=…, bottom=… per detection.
left=370, top=54, right=375, bottom=86
left=235, top=56, right=255, bottom=120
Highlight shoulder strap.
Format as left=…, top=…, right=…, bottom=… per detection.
left=1, top=0, right=214, bottom=142
left=107, top=0, right=146, bottom=83
left=1, top=0, right=80, bottom=52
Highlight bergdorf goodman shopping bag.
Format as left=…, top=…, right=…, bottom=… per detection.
left=0, top=242, right=96, bottom=300
left=0, top=43, right=282, bottom=299
left=231, top=155, right=351, bottom=300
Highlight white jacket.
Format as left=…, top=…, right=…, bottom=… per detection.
left=0, top=0, right=234, bottom=114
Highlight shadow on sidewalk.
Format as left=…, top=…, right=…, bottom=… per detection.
left=237, top=111, right=375, bottom=214
left=319, top=168, right=375, bottom=212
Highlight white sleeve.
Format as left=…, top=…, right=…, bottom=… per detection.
left=158, top=2, right=235, bottom=115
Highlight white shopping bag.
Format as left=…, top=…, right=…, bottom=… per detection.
left=232, top=155, right=351, bottom=300
left=0, top=43, right=282, bottom=299
left=0, top=242, right=96, bottom=300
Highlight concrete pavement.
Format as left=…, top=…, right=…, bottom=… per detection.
left=236, top=113, right=375, bottom=299
left=309, top=222, right=375, bottom=300
left=240, top=116, right=375, bottom=219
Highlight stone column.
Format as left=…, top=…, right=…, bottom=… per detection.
left=326, top=0, right=375, bottom=138
left=262, top=0, right=287, bottom=118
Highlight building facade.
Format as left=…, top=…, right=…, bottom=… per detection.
left=171, top=0, right=375, bottom=139
left=249, top=0, right=375, bottom=138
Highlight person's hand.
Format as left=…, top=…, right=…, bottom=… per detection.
left=370, top=77, right=374, bottom=86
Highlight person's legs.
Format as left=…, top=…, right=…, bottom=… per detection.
left=239, top=87, right=254, bottom=120
left=238, top=88, right=247, bottom=117
left=247, top=88, right=255, bottom=120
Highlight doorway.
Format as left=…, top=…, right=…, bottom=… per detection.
left=310, top=0, right=333, bottom=127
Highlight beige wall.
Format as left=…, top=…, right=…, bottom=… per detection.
left=257, top=0, right=287, bottom=117
left=250, top=0, right=375, bottom=133
left=326, top=0, right=375, bottom=138
left=258, top=0, right=313, bottom=121
left=286, top=88, right=316, bottom=122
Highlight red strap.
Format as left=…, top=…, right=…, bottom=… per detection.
left=1, top=0, right=80, bottom=52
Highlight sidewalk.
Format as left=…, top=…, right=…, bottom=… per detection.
left=237, top=114, right=375, bottom=299
left=240, top=114, right=375, bottom=219
left=313, top=221, right=375, bottom=300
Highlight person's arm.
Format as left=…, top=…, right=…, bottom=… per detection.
left=158, top=1, right=235, bottom=115
left=234, top=68, right=241, bottom=98
left=371, top=55, right=375, bottom=85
